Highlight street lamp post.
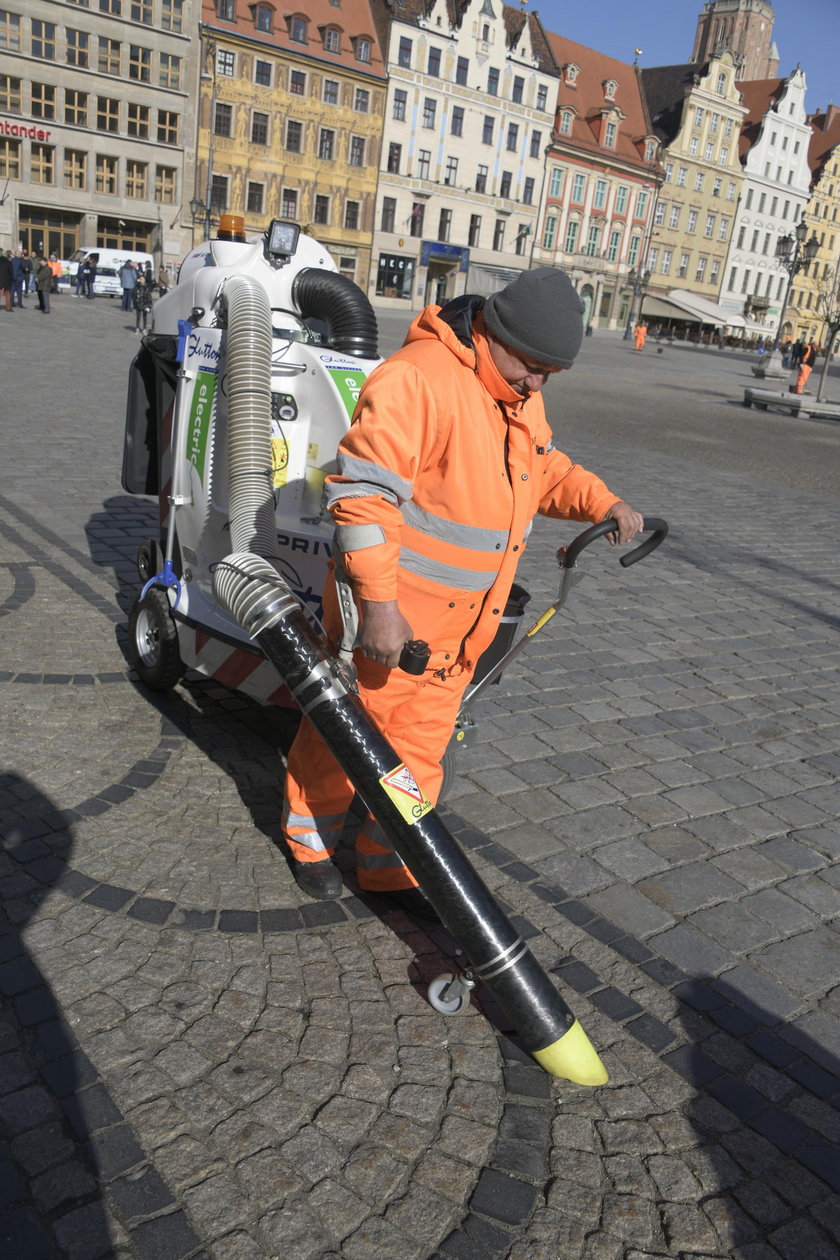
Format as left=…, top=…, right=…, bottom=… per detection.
left=623, top=266, right=651, bottom=341
left=756, top=219, right=820, bottom=378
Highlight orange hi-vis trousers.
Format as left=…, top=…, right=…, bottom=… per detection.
left=795, top=363, right=813, bottom=394
left=282, top=651, right=466, bottom=891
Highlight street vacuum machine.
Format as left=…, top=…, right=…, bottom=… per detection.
left=120, top=217, right=666, bottom=1085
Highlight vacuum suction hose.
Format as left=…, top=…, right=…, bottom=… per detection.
left=293, top=268, right=379, bottom=359
left=223, top=274, right=279, bottom=560
left=213, top=551, right=607, bottom=1086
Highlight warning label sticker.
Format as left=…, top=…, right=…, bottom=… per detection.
left=380, top=763, right=432, bottom=824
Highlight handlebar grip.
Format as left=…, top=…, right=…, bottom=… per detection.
left=560, top=516, right=669, bottom=569
left=399, top=639, right=431, bottom=675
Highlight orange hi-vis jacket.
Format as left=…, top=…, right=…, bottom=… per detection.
left=325, top=298, right=618, bottom=674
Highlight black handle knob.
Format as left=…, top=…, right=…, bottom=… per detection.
left=399, top=639, right=430, bottom=675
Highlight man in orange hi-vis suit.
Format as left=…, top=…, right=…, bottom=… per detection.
left=633, top=321, right=648, bottom=352
left=795, top=340, right=817, bottom=394
left=283, top=269, right=644, bottom=918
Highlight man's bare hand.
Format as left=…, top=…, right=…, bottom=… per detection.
left=358, top=599, right=413, bottom=668
left=601, top=500, right=645, bottom=545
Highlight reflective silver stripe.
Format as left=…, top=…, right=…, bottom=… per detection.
left=523, top=520, right=533, bottom=541
left=401, top=501, right=509, bottom=553
left=472, top=937, right=529, bottom=980
left=356, top=850, right=408, bottom=870
left=283, top=808, right=346, bottom=832
left=334, top=523, right=387, bottom=552
left=326, top=454, right=413, bottom=506
left=399, top=546, right=496, bottom=591
left=285, top=830, right=330, bottom=853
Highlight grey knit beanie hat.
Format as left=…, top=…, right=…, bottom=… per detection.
left=483, top=267, right=584, bottom=368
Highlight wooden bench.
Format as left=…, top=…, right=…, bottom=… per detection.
left=742, top=387, right=840, bottom=420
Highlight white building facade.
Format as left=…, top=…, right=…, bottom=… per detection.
left=368, top=0, right=559, bottom=308
left=719, top=69, right=812, bottom=332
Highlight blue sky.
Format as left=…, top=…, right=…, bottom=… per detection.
left=532, top=0, right=839, bottom=115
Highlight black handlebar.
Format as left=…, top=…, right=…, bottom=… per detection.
left=560, top=516, right=669, bottom=570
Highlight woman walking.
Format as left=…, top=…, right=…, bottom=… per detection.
left=133, top=273, right=153, bottom=335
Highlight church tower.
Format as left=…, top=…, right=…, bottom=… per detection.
left=692, top=0, right=779, bottom=80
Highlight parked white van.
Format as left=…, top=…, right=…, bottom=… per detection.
left=66, top=249, right=155, bottom=298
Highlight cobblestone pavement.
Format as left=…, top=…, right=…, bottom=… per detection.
left=1, top=293, right=838, bottom=1259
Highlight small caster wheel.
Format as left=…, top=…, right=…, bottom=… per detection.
left=428, top=972, right=473, bottom=1016
left=128, top=587, right=184, bottom=691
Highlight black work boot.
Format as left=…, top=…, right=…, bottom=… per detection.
left=292, top=859, right=342, bottom=900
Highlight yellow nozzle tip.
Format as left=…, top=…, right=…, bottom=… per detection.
left=532, top=1020, right=609, bottom=1086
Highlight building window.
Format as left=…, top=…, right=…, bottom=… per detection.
left=530, top=130, right=541, bottom=159
left=710, top=111, right=719, bottom=132
left=99, top=0, right=121, bottom=12
left=127, top=103, right=150, bottom=139
left=423, top=98, right=436, bottom=128
left=288, top=14, right=306, bottom=42
left=560, top=110, right=573, bottom=135
left=438, top=208, right=451, bottom=242
left=694, top=171, right=704, bottom=192
left=0, top=10, right=21, bottom=50
left=493, top=219, right=505, bottom=250
left=161, top=0, right=183, bottom=30
left=214, top=103, right=232, bottom=137
left=393, top=89, right=406, bottom=121
left=586, top=224, right=600, bottom=256
left=66, top=29, right=89, bottom=68
left=255, top=59, right=272, bottom=87
left=677, top=166, right=687, bottom=187
left=647, top=248, right=658, bottom=272
left=0, top=74, right=20, bottom=113
left=712, top=177, right=721, bottom=198
left=323, top=79, right=339, bottom=106
left=704, top=213, right=714, bottom=237
left=354, top=88, right=369, bottom=113
left=31, top=83, right=56, bottom=120
left=720, top=146, right=729, bottom=164
left=615, top=184, right=627, bottom=214
left=678, top=252, right=689, bottom=278
left=31, top=142, right=55, bottom=184
left=95, top=153, right=117, bottom=193
left=387, top=142, right=401, bottom=174
left=398, top=37, right=411, bottom=68
left=664, top=163, right=673, bottom=182
left=506, top=123, right=518, bottom=152
left=410, top=202, right=424, bottom=237
left=253, top=5, right=273, bottom=33
left=131, top=0, right=152, bottom=19
left=523, top=177, right=535, bottom=205
left=417, top=149, right=430, bottom=180
left=129, top=45, right=151, bottom=83
left=537, top=85, right=548, bottom=110
left=248, top=181, right=264, bottom=215
left=669, top=205, right=681, bottom=229
left=210, top=174, right=228, bottom=210
left=251, top=112, right=269, bottom=145
left=689, top=137, right=698, bottom=156
left=98, top=37, right=120, bottom=75
left=155, top=165, right=177, bottom=202
left=653, top=200, right=665, bottom=226
left=64, top=148, right=86, bottom=189
left=456, top=56, right=468, bottom=86
left=444, top=156, right=458, bottom=186
left=289, top=69, right=305, bottom=96
left=636, top=190, right=648, bottom=218
left=313, top=194, right=329, bottom=224
left=487, top=67, right=499, bottom=95
left=319, top=128, right=334, bottom=161
left=645, top=140, right=656, bottom=161
left=355, top=37, right=371, bottom=63
left=349, top=135, right=365, bottom=167
left=515, top=224, right=529, bottom=256
left=157, top=110, right=178, bottom=145
left=475, top=164, right=488, bottom=194
left=323, top=27, right=339, bottom=53
left=451, top=106, right=464, bottom=137
left=564, top=220, right=579, bottom=253
left=594, top=179, right=607, bottom=210
left=281, top=188, right=298, bottom=217
left=695, top=106, right=704, bottom=126
left=468, top=214, right=481, bottom=247
left=696, top=256, right=707, bottom=281
left=428, top=46, right=440, bottom=76
left=571, top=173, right=585, bottom=203
left=687, top=209, right=698, bottom=233
left=510, top=76, right=524, bottom=105
left=710, top=259, right=720, bottom=286
left=604, top=121, right=617, bottom=147
left=381, top=197, right=395, bottom=233
left=482, top=116, right=494, bottom=145
left=719, top=218, right=729, bottom=241
left=31, top=20, right=56, bottom=59
left=285, top=120, right=302, bottom=152
left=727, top=181, right=736, bottom=200
left=627, top=235, right=640, bottom=266
left=705, top=142, right=714, bottom=161
left=217, top=49, right=235, bottom=76
left=126, top=159, right=147, bottom=198
left=716, top=73, right=726, bottom=94
left=543, top=215, right=557, bottom=250
left=96, top=96, right=119, bottom=133
left=549, top=168, right=563, bottom=198
left=607, top=229, right=620, bottom=262
left=661, top=249, right=672, bottom=275
left=160, top=53, right=181, bottom=89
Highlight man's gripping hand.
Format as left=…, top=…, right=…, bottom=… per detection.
left=358, top=599, right=414, bottom=669
left=601, top=501, right=645, bottom=545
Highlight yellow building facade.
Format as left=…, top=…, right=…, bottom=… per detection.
left=196, top=1, right=386, bottom=291
left=792, top=117, right=840, bottom=346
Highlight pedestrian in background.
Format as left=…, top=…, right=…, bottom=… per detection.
left=633, top=321, right=648, bottom=352
left=119, top=260, right=137, bottom=311
left=10, top=250, right=26, bottom=308
left=35, top=258, right=52, bottom=313
left=0, top=251, right=13, bottom=311
left=133, top=273, right=153, bottom=335
left=157, top=265, right=172, bottom=296
left=794, top=340, right=817, bottom=394
left=48, top=255, right=62, bottom=294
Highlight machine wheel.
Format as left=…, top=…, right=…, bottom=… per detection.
left=136, top=539, right=158, bottom=584
left=128, top=588, right=184, bottom=691
left=428, top=973, right=471, bottom=1016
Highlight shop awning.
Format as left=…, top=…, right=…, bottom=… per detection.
left=664, top=289, right=744, bottom=326
left=639, top=295, right=703, bottom=323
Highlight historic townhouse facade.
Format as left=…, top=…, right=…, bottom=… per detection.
left=718, top=70, right=812, bottom=334
left=640, top=52, right=747, bottom=308
left=795, top=106, right=840, bottom=346
left=0, top=0, right=196, bottom=263
left=197, top=0, right=385, bottom=291
left=367, top=0, right=559, bottom=308
left=531, top=37, right=662, bottom=331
